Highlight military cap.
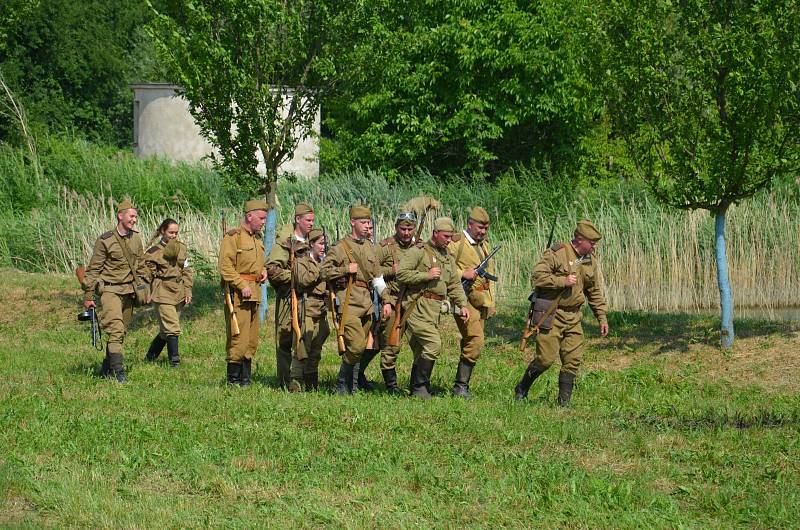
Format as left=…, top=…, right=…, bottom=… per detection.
left=116, top=199, right=136, bottom=213
left=433, top=217, right=455, bottom=232
left=395, top=211, right=417, bottom=226
left=350, top=204, right=371, bottom=220
left=294, top=202, right=314, bottom=216
left=576, top=219, right=602, bottom=241
left=244, top=199, right=269, bottom=213
left=308, top=228, right=324, bottom=242
left=468, top=206, right=490, bottom=224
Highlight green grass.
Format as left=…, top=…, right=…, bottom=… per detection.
left=0, top=270, right=798, bottom=527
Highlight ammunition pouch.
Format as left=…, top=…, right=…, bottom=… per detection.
left=532, top=297, right=557, bottom=330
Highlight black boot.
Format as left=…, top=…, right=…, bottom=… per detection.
left=558, top=372, right=576, bottom=407
left=226, top=362, right=241, bottom=386
left=145, top=335, right=166, bottom=362
left=408, top=363, right=418, bottom=393
left=100, top=354, right=111, bottom=377
left=411, top=358, right=435, bottom=400
left=240, top=359, right=252, bottom=387
left=382, top=368, right=401, bottom=395
left=304, top=372, right=319, bottom=391
left=357, top=349, right=378, bottom=391
left=451, top=360, right=474, bottom=399
left=514, top=362, right=547, bottom=401
left=336, top=362, right=355, bottom=395
left=166, top=336, right=180, bottom=367
left=108, top=352, right=127, bottom=383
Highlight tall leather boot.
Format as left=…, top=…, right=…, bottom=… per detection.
left=166, top=336, right=180, bottom=367
left=411, top=358, right=435, bottom=400
left=382, top=368, right=401, bottom=395
left=145, top=335, right=166, bottom=362
left=100, top=352, right=111, bottom=377
left=303, top=372, right=319, bottom=391
left=514, top=362, right=547, bottom=401
left=408, top=363, right=418, bottom=393
left=336, top=362, right=355, bottom=395
left=357, top=349, right=378, bottom=391
left=240, top=359, right=252, bottom=387
left=451, top=360, right=474, bottom=399
left=557, top=372, right=576, bottom=407
left=226, top=362, right=241, bottom=386
left=108, top=352, right=127, bottom=383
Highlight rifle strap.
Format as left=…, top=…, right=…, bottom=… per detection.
left=112, top=230, right=142, bottom=284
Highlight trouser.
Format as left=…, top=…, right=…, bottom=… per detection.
left=225, top=300, right=260, bottom=362
left=405, top=306, right=443, bottom=363
left=290, top=314, right=330, bottom=381
left=154, top=301, right=183, bottom=337
left=274, top=296, right=293, bottom=386
left=99, top=291, right=135, bottom=355
left=454, top=301, right=487, bottom=364
left=339, top=312, right=371, bottom=365
left=378, top=317, right=402, bottom=370
left=532, top=313, right=584, bottom=376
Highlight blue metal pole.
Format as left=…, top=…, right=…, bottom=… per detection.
left=714, top=208, right=734, bottom=348
left=259, top=208, right=277, bottom=322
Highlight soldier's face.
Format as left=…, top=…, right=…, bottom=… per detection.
left=395, top=223, right=415, bottom=244
left=574, top=235, right=598, bottom=256
left=295, top=213, right=314, bottom=236
left=431, top=230, right=454, bottom=248
left=246, top=210, right=268, bottom=232
left=467, top=219, right=489, bottom=242
left=351, top=218, right=372, bottom=240
left=162, top=223, right=179, bottom=242
left=117, top=209, right=138, bottom=231
left=311, top=238, right=326, bottom=258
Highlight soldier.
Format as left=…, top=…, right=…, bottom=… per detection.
left=396, top=217, right=470, bottom=399
left=288, top=228, right=330, bottom=391
left=82, top=199, right=152, bottom=382
left=266, top=203, right=315, bottom=388
left=218, top=200, right=269, bottom=386
left=375, top=210, right=420, bottom=394
left=513, top=220, right=609, bottom=406
left=321, top=204, right=392, bottom=395
left=448, top=206, right=497, bottom=398
left=144, top=218, right=194, bottom=367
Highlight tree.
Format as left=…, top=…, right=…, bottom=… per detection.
left=147, top=0, right=349, bottom=208
left=596, top=0, right=800, bottom=346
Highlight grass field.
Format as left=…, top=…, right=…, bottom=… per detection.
left=1, top=269, right=798, bottom=528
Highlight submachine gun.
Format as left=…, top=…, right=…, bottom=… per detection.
left=75, top=266, right=102, bottom=350
left=461, top=245, right=501, bottom=294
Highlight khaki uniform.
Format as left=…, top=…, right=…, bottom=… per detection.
left=321, top=235, right=390, bottom=365
left=145, top=239, right=194, bottom=338
left=83, top=229, right=150, bottom=361
left=531, top=243, right=608, bottom=375
left=448, top=233, right=497, bottom=365
left=218, top=226, right=266, bottom=363
left=265, top=226, right=305, bottom=387
left=376, top=235, right=417, bottom=370
left=288, top=253, right=331, bottom=388
left=397, top=242, right=468, bottom=362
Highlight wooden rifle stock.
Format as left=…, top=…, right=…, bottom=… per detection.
left=221, top=212, right=240, bottom=336
left=75, top=266, right=86, bottom=287
left=289, top=242, right=302, bottom=352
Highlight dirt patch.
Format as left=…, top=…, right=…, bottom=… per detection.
left=0, top=496, right=41, bottom=526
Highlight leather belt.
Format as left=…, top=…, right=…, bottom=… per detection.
left=353, top=279, right=370, bottom=289
left=308, top=293, right=327, bottom=300
left=240, top=273, right=259, bottom=282
left=560, top=305, right=582, bottom=313
left=473, top=283, right=490, bottom=292
left=422, top=291, right=445, bottom=301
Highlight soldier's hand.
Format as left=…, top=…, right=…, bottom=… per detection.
left=185, top=294, right=192, bottom=305
left=83, top=300, right=96, bottom=310
left=381, top=303, right=392, bottom=321
left=565, top=273, right=577, bottom=287
left=258, top=269, right=268, bottom=283
left=428, top=267, right=441, bottom=279
left=462, top=267, right=477, bottom=281
left=242, top=286, right=253, bottom=299
left=348, top=263, right=359, bottom=274
left=460, top=307, right=470, bottom=322
left=599, top=322, right=609, bottom=337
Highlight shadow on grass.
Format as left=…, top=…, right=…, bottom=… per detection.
left=488, top=303, right=799, bottom=356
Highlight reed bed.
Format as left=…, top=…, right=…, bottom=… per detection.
left=5, top=179, right=797, bottom=312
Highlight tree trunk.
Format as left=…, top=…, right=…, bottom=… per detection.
left=714, top=207, right=734, bottom=348
left=259, top=177, right=279, bottom=322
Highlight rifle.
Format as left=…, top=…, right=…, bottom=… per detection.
left=519, top=214, right=558, bottom=352
left=387, top=205, right=431, bottom=347
left=461, top=245, right=501, bottom=294
left=75, top=266, right=102, bottom=350
left=324, top=227, right=345, bottom=353
left=365, top=216, right=381, bottom=350
left=221, top=212, right=240, bottom=336
left=289, top=239, right=303, bottom=353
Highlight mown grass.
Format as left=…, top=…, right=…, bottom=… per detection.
left=1, top=270, right=798, bottom=527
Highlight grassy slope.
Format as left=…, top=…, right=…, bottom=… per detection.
left=0, top=270, right=798, bottom=528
